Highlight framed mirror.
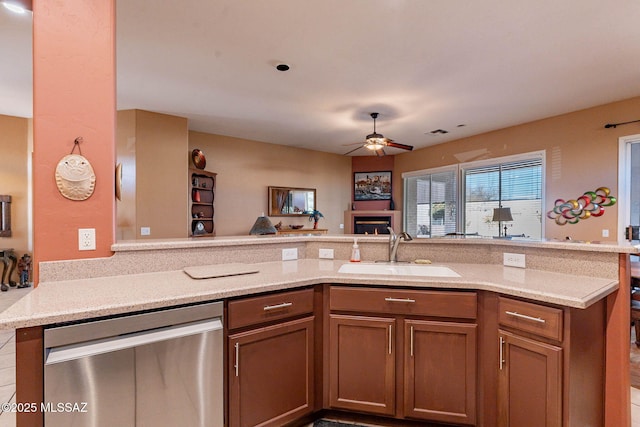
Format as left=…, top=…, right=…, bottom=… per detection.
left=268, top=186, right=316, bottom=216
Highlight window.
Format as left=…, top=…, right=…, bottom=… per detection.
left=617, top=134, right=640, bottom=241
left=403, top=151, right=544, bottom=239
left=403, top=166, right=457, bottom=238
left=462, top=154, right=543, bottom=238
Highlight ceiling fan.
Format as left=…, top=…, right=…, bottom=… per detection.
left=344, top=112, right=414, bottom=156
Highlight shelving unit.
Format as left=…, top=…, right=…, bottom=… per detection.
left=189, top=169, right=216, bottom=237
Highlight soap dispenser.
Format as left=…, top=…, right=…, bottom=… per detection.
left=350, top=238, right=361, bottom=262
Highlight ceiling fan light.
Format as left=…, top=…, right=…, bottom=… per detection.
left=365, top=131, right=385, bottom=150
left=365, top=140, right=385, bottom=150
left=2, top=2, right=26, bottom=13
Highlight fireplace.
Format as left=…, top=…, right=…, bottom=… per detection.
left=353, top=216, right=392, bottom=234
left=344, top=210, right=401, bottom=234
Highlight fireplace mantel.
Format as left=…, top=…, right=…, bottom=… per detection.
left=343, top=210, right=402, bottom=234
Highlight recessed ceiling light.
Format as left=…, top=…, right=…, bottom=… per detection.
left=2, top=1, right=29, bottom=14
left=276, top=64, right=290, bottom=72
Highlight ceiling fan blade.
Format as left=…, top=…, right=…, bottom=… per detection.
left=385, top=140, right=414, bottom=151
left=342, top=141, right=366, bottom=146
left=375, top=148, right=386, bottom=157
left=344, top=145, right=364, bottom=155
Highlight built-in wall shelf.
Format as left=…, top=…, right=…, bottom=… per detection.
left=189, top=169, right=216, bottom=237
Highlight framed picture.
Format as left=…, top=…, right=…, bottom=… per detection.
left=354, top=171, right=392, bottom=201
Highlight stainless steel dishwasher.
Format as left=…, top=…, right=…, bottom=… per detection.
left=44, top=301, right=223, bottom=427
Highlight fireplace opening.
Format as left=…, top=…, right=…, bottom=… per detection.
left=353, top=216, right=392, bottom=234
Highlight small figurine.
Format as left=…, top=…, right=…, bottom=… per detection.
left=17, top=254, right=31, bottom=288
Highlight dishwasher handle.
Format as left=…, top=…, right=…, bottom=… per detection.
left=45, top=318, right=222, bottom=366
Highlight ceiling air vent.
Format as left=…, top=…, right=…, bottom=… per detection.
left=428, top=129, right=449, bottom=135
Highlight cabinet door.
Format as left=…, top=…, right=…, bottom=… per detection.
left=228, top=316, right=314, bottom=427
left=498, top=330, right=562, bottom=427
left=404, top=320, right=477, bottom=424
left=329, top=314, right=396, bottom=416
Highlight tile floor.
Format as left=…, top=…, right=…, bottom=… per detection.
left=0, top=287, right=32, bottom=427
left=0, top=286, right=637, bottom=427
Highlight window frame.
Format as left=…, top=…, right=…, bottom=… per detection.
left=460, top=150, right=546, bottom=238
left=402, top=164, right=459, bottom=238
left=617, top=134, right=640, bottom=241
left=402, top=150, right=546, bottom=238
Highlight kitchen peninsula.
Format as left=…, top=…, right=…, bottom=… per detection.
left=2, top=236, right=635, bottom=427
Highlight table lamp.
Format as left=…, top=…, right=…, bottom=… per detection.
left=492, top=207, right=513, bottom=238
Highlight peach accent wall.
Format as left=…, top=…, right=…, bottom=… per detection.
left=116, top=110, right=188, bottom=240
left=395, top=96, right=640, bottom=242
left=189, top=131, right=352, bottom=235
left=351, top=155, right=395, bottom=211
left=32, top=0, right=116, bottom=280
left=0, top=115, right=30, bottom=258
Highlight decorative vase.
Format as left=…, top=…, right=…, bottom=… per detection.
left=313, top=220, right=319, bottom=229
left=389, top=198, right=395, bottom=210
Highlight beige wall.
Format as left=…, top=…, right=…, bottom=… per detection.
left=116, top=110, right=188, bottom=239
left=0, top=114, right=30, bottom=257
left=189, top=131, right=352, bottom=236
left=394, top=96, right=640, bottom=242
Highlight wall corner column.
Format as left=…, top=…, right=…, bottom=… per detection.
left=32, top=0, right=117, bottom=283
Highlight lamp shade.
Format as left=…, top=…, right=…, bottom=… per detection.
left=492, top=207, right=513, bottom=222
left=249, top=216, right=277, bottom=235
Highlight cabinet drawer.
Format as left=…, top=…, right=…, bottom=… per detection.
left=330, top=286, right=477, bottom=319
left=498, top=297, right=563, bottom=341
left=228, top=288, right=314, bottom=330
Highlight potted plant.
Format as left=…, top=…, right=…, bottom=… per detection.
left=307, top=210, right=324, bottom=229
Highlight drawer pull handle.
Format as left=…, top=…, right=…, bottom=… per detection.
left=505, top=311, right=546, bottom=324
left=385, top=297, right=416, bottom=303
left=263, top=302, right=293, bottom=311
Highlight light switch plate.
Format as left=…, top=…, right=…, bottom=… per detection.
left=282, top=248, right=298, bottom=261
left=503, top=253, right=526, bottom=268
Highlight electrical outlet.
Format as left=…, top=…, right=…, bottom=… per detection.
left=503, top=253, right=526, bottom=268
left=78, top=228, right=96, bottom=251
left=282, top=248, right=298, bottom=261
left=141, top=227, right=151, bottom=236
left=319, top=248, right=334, bottom=259
left=602, top=229, right=609, bottom=238
left=339, top=223, right=344, bottom=229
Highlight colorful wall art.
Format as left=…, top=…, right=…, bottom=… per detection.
left=547, top=187, right=616, bottom=225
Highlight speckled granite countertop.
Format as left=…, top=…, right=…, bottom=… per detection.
left=0, top=259, right=618, bottom=330
left=112, top=235, right=640, bottom=253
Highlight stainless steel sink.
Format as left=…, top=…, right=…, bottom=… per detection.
left=338, top=263, right=460, bottom=277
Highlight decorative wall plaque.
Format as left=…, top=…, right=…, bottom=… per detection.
left=55, top=137, right=96, bottom=201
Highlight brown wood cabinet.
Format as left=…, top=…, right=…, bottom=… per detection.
left=495, top=295, right=605, bottom=427
left=329, top=314, right=396, bottom=416
left=498, top=330, right=562, bottom=427
left=228, top=289, right=315, bottom=427
left=189, top=169, right=216, bottom=236
left=328, top=286, right=478, bottom=424
left=404, top=319, right=477, bottom=425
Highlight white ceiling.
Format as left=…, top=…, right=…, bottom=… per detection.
left=2, top=1, right=640, bottom=155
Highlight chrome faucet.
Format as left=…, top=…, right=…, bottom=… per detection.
left=388, top=227, right=413, bottom=263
